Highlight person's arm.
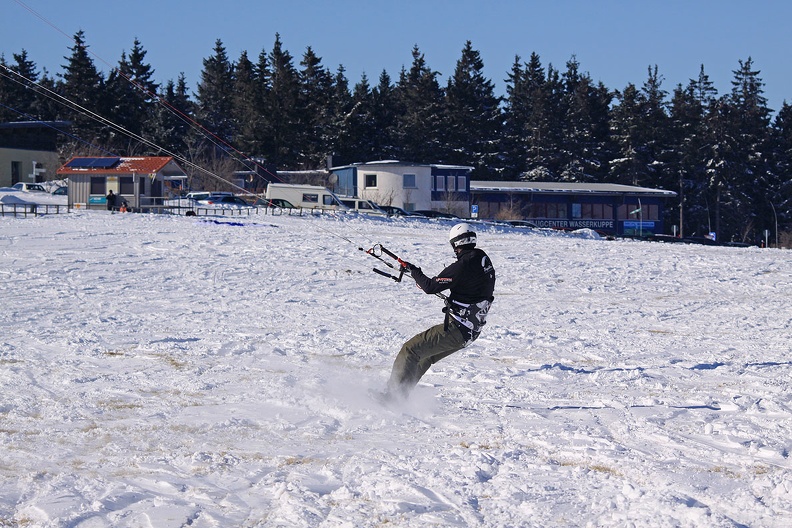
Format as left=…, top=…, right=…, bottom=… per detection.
left=404, top=260, right=461, bottom=295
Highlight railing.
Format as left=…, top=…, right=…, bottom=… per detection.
left=0, top=203, right=69, bottom=217
left=160, top=204, right=310, bottom=217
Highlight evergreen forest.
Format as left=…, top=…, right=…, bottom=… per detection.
left=1, top=32, right=791, bottom=243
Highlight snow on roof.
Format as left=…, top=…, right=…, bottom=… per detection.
left=57, top=156, right=184, bottom=175
left=330, top=160, right=474, bottom=171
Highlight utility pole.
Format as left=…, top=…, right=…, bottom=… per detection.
left=770, top=201, right=778, bottom=248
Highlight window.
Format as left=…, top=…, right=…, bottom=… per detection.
left=532, top=202, right=566, bottom=219
left=90, top=176, right=106, bottom=195
left=302, top=193, right=318, bottom=203
left=403, top=174, right=416, bottom=188
left=365, top=174, right=377, bottom=188
left=581, top=203, right=612, bottom=219
left=119, top=176, right=134, bottom=195
left=435, top=175, right=445, bottom=191
left=457, top=176, right=467, bottom=193
left=618, top=204, right=658, bottom=220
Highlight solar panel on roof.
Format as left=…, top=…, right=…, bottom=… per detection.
left=65, top=157, right=120, bottom=169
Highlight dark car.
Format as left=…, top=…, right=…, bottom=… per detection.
left=412, top=210, right=459, bottom=219
left=506, top=219, right=539, bottom=228
left=255, top=198, right=298, bottom=209
left=51, top=186, right=68, bottom=196
left=378, top=205, right=419, bottom=217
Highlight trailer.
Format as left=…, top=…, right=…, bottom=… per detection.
left=265, top=183, right=350, bottom=212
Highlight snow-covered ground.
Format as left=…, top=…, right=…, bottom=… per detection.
left=1, top=210, right=790, bottom=527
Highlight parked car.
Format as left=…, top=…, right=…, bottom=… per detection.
left=51, top=186, right=68, bottom=195
left=187, top=191, right=233, bottom=202
left=506, top=219, right=539, bottom=228
left=200, top=195, right=253, bottom=207
left=378, top=205, right=422, bottom=217
left=254, top=198, right=298, bottom=209
left=11, top=182, right=47, bottom=192
left=412, top=210, right=459, bottom=219
left=339, top=198, right=388, bottom=215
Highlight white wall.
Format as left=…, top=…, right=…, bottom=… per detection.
left=0, top=149, right=60, bottom=187
left=356, top=164, right=433, bottom=211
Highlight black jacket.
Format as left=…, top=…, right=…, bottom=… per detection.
left=411, top=247, right=495, bottom=339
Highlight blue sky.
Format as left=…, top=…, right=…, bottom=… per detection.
left=4, top=0, right=792, bottom=114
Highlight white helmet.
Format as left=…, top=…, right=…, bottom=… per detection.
left=449, top=222, right=477, bottom=249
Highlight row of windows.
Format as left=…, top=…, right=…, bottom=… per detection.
left=363, top=173, right=419, bottom=189
left=435, top=175, right=468, bottom=193
left=89, top=176, right=139, bottom=195
left=478, top=200, right=661, bottom=221
left=362, top=173, right=468, bottom=192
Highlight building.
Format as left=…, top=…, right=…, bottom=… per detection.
left=470, top=181, right=677, bottom=236
left=330, top=160, right=473, bottom=215
left=57, top=156, right=187, bottom=210
left=0, top=121, right=70, bottom=187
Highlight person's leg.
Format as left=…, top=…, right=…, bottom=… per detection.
left=387, top=323, right=466, bottom=398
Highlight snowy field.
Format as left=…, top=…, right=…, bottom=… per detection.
left=1, top=210, right=790, bottom=527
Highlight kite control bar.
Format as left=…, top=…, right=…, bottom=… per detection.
left=360, top=243, right=410, bottom=282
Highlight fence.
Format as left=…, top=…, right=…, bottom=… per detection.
left=0, top=203, right=69, bottom=217
left=162, top=205, right=334, bottom=217
left=0, top=202, right=340, bottom=218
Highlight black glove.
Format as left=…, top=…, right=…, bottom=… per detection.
left=399, top=259, right=419, bottom=272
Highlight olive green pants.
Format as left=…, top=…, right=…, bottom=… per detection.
left=387, top=322, right=468, bottom=398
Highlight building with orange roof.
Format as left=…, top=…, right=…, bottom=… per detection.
left=57, top=156, right=187, bottom=211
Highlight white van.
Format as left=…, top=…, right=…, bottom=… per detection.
left=265, top=183, right=349, bottom=211
left=338, top=198, right=387, bottom=216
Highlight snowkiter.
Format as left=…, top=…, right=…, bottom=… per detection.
left=386, top=222, right=496, bottom=400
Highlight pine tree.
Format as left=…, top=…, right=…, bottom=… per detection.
left=252, top=47, right=273, bottom=161
left=558, top=57, right=612, bottom=182
left=4, top=50, right=40, bottom=119
left=370, top=70, right=400, bottom=160
left=231, top=50, right=261, bottom=155
left=264, top=34, right=301, bottom=168
left=668, top=82, right=708, bottom=237
left=727, top=57, right=772, bottom=241
left=297, top=46, right=334, bottom=168
left=666, top=65, right=719, bottom=237
left=329, top=66, right=364, bottom=166
left=525, top=57, right=566, bottom=181
left=395, top=46, right=444, bottom=163
left=769, top=102, right=792, bottom=236
left=610, top=82, right=644, bottom=185
left=149, top=73, right=193, bottom=156
left=32, top=70, right=60, bottom=122
left=195, top=39, right=235, bottom=147
left=326, top=65, right=352, bottom=165
left=104, top=39, right=159, bottom=152
left=59, top=30, right=106, bottom=145
left=443, top=41, right=501, bottom=179
left=697, top=58, right=773, bottom=242
left=501, top=55, right=530, bottom=180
